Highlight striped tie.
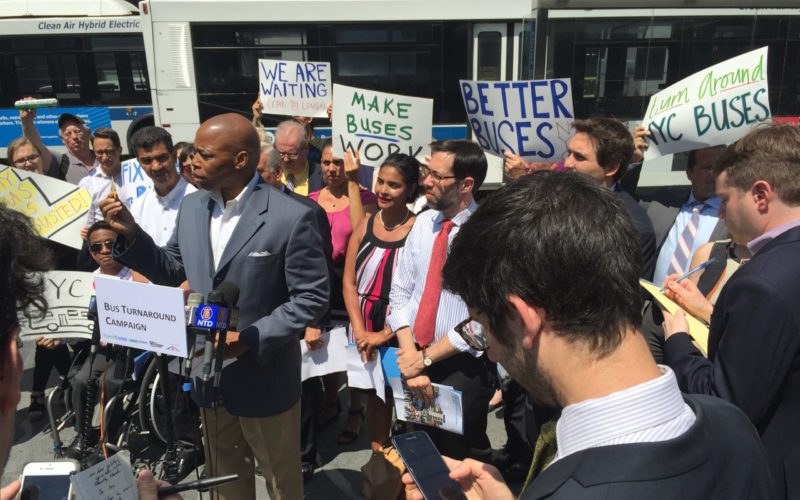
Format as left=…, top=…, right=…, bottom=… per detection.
left=668, top=202, right=704, bottom=276
left=285, top=173, right=295, bottom=192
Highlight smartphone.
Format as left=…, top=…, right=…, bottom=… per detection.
left=392, top=431, right=467, bottom=500
left=19, top=460, right=78, bottom=500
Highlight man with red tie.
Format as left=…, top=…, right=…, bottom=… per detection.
left=388, top=139, right=493, bottom=460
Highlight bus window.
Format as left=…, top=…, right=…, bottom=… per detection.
left=477, top=31, right=502, bottom=80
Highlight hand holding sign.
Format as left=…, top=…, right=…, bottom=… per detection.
left=344, top=147, right=361, bottom=182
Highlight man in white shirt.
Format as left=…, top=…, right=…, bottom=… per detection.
left=388, top=139, right=494, bottom=461
left=129, top=127, right=196, bottom=246
left=79, top=128, right=125, bottom=236
left=401, top=171, right=773, bottom=500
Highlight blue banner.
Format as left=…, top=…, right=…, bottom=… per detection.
left=0, top=107, right=112, bottom=148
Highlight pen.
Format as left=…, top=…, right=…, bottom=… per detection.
left=157, top=474, right=239, bottom=497
left=660, top=257, right=717, bottom=293
left=110, top=178, right=117, bottom=199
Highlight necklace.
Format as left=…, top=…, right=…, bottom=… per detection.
left=379, top=209, right=411, bottom=231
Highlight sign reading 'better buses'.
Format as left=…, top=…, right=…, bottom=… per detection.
left=642, top=47, right=770, bottom=160
left=0, top=167, right=89, bottom=250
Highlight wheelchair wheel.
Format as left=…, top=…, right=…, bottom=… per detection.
left=137, top=360, right=168, bottom=445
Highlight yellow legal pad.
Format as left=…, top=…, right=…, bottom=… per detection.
left=640, top=279, right=710, bottom=353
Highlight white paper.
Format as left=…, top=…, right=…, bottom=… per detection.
left=345, top=344, right=386, bottom=402
left=300, top=326, right=348, bottom=381
left=115, top=158, right=154, bottom=207
left=388, top=376, right=464, bottom=435
left=642, top=47, right=770, bottom=160
left=332, top=83, right=433, bottom=168
left=0, top=166, right=90, bottom=249
left=19, top=271, right=95, bottom=340
left=95, top=278, right=188, bottom=357
left=70, top=452, right=137, bottom=500
left=459, top=78, right=574, bottom=163
left=259, top=59, right=331, bottom=118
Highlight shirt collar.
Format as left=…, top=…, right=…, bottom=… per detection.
left=156, top=177, right=188, bottom=206
left=555, top=365, right=688, bottom=461
left=210, top=173, right=259, bottom=211
left=66, top=149, right=97, bottom=168
left=747, top=218, right=800, bottom=255
left=93, top=266, right=132, bottom=280
left=685, top=194, right=721, bottom=211
left=282, top=162, right=309, bottom=183
left=434, top=199, right=478, bottom=228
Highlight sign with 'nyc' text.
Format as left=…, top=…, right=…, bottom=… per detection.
left=642, top=47, right=770, bottom=160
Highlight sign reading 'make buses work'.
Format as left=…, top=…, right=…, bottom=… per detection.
left=0, top=166, right=89, bottom=249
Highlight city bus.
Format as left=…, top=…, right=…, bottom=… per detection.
left=138, top=0, right=800, bottom=187
left=0, top=0, right=153, bottom=158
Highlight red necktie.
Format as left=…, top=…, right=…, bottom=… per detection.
left=413, top=219, right=455, bottom=347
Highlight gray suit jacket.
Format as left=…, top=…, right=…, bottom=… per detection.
left=115, top=179, right=330, bottom=417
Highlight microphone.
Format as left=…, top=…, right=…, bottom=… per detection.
left=87, top=296, right=101, bottom=361
left=212, top=282, right=240, bottom=389
left=184, top=293, right=205, bottom=378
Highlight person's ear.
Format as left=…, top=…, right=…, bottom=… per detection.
left=234, top=150, right=249, bottom=171
left=460, top=176, right=475, bottom=194
left=751, top=180, right=772, bottom=213
left=605, top=162, right=621, bottom=181
left=507, top=295, right=544, bottom=351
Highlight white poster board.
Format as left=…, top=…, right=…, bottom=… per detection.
left=642, top=47, right=770, bottom=160
left=116, top=158, right=153, bottom=207
left=0, top=166, right=89, bottom=249
left=95, top=278, right=188, bottom=357
left=460, top=79, right=575, bottom=162
left=332, top=84, right=433, bottom=168
left=259, top=59, right=332, bottom=118
left=19, top=271, right=95, bottom=340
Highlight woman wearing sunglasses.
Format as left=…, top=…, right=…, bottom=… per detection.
left=309, top=141, right=379, bottom=438
left=342, top=151, right=420, bottom=451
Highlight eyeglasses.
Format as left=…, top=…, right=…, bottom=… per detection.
left=94, top=149, right=118, bottom=158
left=89, top=240, right=114, bottom=253
left=322, top=159, right=344, bottom=167
left=13, top=153, right=40, bottom=166
left=454, top=318, right=488, bottom=351
left=419, top=166, right=456, bottom=184
left=276, top=150, right=301, bottom=160
left=138, top=152, right=172, bottom=166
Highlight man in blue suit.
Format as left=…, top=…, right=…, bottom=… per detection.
left=100, top=113, right=330, bottom=499
left=663, top=124, right=800, bottom=500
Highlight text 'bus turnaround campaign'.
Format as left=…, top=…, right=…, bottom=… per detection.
left=642, top=46, right=770, bottom=160
left=459, top=78, right=575, bottom=162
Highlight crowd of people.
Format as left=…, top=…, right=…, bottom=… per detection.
left=1, top=94, right=798, bottom=500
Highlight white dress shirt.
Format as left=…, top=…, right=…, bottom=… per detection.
left=209, top=173, right=259, bottom=270
left=653, top=195, right=721, bottom=285
left=93, top=266, right=133, bottom=281
left=387, top=201, right=478, bottom=354
left=552, top=365, right=696, bottom=465
left=79, top=166, right=125, bottom=227
left=130, top=177, right=196, bottom=246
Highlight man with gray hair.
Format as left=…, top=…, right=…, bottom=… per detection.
left=273, top=120, right=324, bottom=195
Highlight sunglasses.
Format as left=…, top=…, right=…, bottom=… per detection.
left=454, top=318, right=488, bottom=351
left=89, top=240, right=114, bottom=253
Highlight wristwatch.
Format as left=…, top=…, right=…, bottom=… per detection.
left=422, top=347, right=433, bottom=367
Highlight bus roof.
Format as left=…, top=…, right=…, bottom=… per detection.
left=0, top=0, right=138, bottom=18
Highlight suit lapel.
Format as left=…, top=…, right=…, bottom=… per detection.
left=214, top=183, right=270, bottom=275
left=196, top=193, right=215, bottom=276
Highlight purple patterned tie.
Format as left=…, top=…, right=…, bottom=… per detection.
left=668, top=202, right=704, bottom=276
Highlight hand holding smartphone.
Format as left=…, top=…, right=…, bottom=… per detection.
left=20, top=460, right=78, bottom=500
left=392, top=431, right=467, bottom=500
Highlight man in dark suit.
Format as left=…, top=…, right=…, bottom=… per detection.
left=563, top=118, right=657, bottom=279
left=100, top=114, right=330, bottom=499
left=663, top=124, right=800, bottom=500
left=641, top=146, right=728, bottom=361
left=402, top=171, right=773, bottom=500
left=274, top=120, right=324, bottom=196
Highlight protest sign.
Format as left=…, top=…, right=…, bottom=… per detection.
left=459, top=79, right=574, bottom=162
left=95, top=278, right=188, bottom=357
left=642, top=47, right=770, bottom=160
left=0, top=166, right=89, bottom=249
left=19, top=271, right=95, bottom=340
left=332, top=84, right=433, bottom=168
left=116, top=158, right=153, bottom=207
left=259, top=59, right=331, bottom=118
